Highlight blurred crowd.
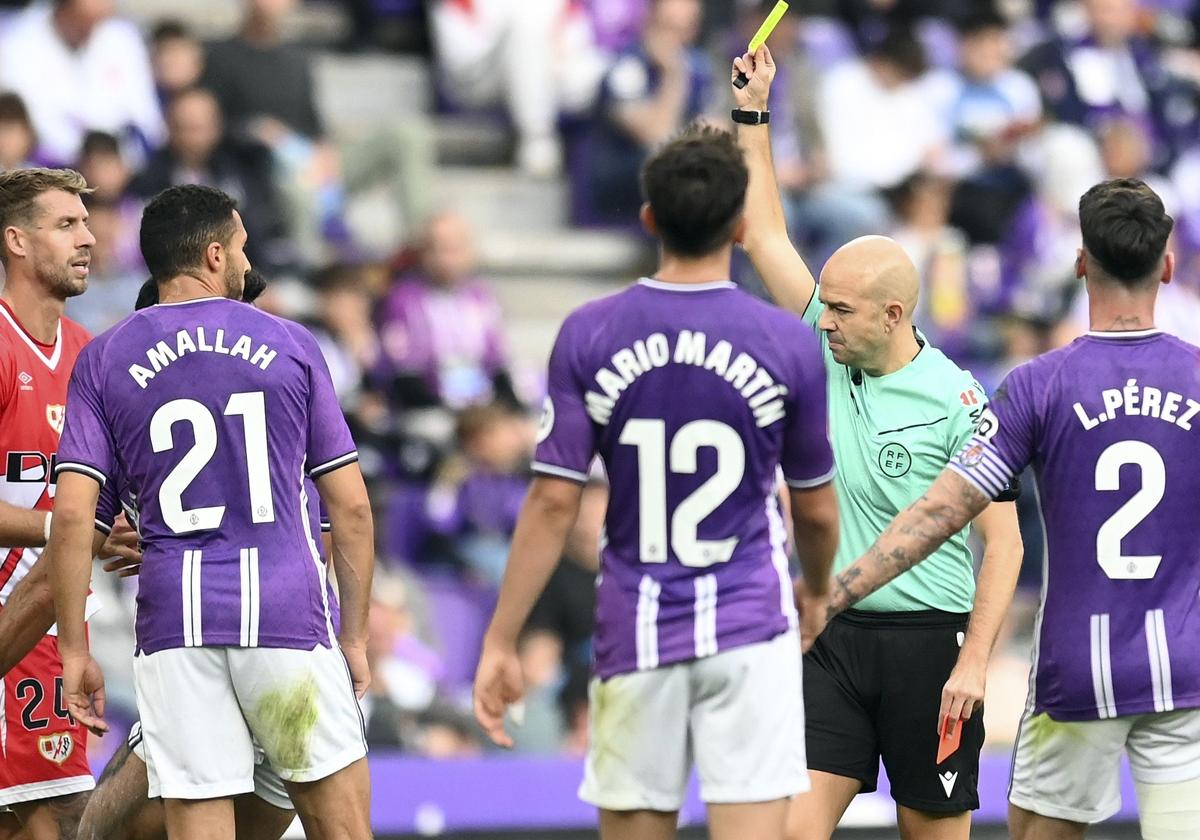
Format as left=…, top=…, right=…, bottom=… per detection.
left=3, top=0, right=1200, bottom=759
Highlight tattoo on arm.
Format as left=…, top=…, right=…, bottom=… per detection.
left=828, top=471, right=990, bottom=616
left=1106, top=314, right=1147, bottom=331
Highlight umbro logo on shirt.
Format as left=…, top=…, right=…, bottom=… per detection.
left=939, top=770, right=958, bottom=798
left=17, top=371, right=32, bottom=390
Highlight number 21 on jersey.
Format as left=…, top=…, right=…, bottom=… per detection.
left=152, top=391, right=274, bottom=534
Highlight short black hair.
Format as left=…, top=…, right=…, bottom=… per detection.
left=140, top=184, right=238, bottom=282
left=866, top=25, right=927, bottom=79
left=1079, top=178, right=1173, bottom=286
left=80, top=130, right=120, bottom=159
left=0, top=92, right=31, bottom=128
left=640, top=124, right=748, bottom=258
left=958, top=9, right=1009, bottom=37
left=151, top=19, right=193, bottom=44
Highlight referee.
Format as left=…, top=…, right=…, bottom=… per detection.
left=731, top=47, right=1024, bottom=840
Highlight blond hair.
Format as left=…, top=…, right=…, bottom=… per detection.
left=0, top=168, right=92, bottom=262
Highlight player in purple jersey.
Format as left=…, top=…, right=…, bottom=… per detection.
left=73, top=275, right=338, bottom=840
left=47, top=185, right=374, bottom=840
left=820, top=179, right=1200, bottom=839
left=473, top=125, right=840, bottom=840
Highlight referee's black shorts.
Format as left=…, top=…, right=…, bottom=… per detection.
left=803, top=608, right=984, bottom=813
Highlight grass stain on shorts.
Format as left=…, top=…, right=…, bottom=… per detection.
left=254, top=676, right=320, bottom=771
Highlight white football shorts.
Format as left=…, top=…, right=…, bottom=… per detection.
left=1010, top=707, right=1200, bottom=823
left=133, top=644, right=367, bottom=801
left=579, top=629, right=808, bottom=812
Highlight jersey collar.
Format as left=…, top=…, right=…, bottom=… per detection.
left=637, top=277, right=736, bottom=293
left=0, top=299, right=62, bottom=371
left=1085, top=328, right=1162, bottom=339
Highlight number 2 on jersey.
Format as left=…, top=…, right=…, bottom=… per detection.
left=151, top=391, right=275, bottom=534
left=1095, top=440, right=1164, bottom=580
left=619, top=419, right=745, bottom=568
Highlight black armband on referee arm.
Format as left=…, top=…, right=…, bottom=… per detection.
left=993, top=474, right=1020, bottom=502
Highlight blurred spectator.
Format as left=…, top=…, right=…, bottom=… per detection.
left=1019, top=0, right=1200, bottom=168
left=430, top=0, right=607, bottom=176
left=309, top=263, right=383, bottom=411
left=1097, top=116, right=1180, bottom=208
left=376, top=213, right=515, bottom=412
left=150, top=20, right=205, bottom=105
left=929, top=10, right=1042, bottom=176
left=512, top=478, right=604, bottom=752
left=203, top=0, right=349, bottom=258
left=818, top=25, right=944, bottom=190
left=582, top=0, right=713, bottom=223
left=0, top=93, right=36, bottom=171
left=0, top=0, right=164, bottom=165
left=795, top=25, right=943, bottom=262
left=131, top=88, right=293, bottom=275
left=995, top=124, right=1102, bottom=320
left=65, top=195, right=144, bottom=334
left=425, top=403, right=534, bottom=586
left=77, top=131, right=142, bottom=278
left=204, top=0, right=324, bottom=143
left=204, top=0, right=434, bottom=261
left=890, top=172, right=971, bottom=344
left=361, top=570, right=448, bottom=750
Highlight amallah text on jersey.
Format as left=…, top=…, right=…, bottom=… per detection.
left=583, top=330, right=787, bottom=429
left=128, top=327, right=278, bottom=389
left=1072, top=378, right=1200, bottom=432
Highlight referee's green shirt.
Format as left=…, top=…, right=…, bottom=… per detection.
left=802, top=295, right=985, bottom=613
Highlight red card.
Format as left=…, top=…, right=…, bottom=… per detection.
left=937, top=714, right=962, bottom=764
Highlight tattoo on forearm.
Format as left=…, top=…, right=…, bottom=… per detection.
left=828, top=475, right=988, bottom=616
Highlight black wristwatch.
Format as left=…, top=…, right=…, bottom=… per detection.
left=731, top=108, right=770, bottom=125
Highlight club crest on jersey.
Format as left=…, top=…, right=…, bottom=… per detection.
left=878, top=442, right=911, bottom=478
left=45, top=404, right=65, bottom=435
left=536, top=397, right=555, bottom=444
left=38, top=732, right=75, bottom=765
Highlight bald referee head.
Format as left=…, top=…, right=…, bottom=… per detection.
left=816, top=235, right=921, bottom=372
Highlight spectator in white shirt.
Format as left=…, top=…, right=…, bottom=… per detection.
left=0, top=0, right=164, bottom=166
left=817, top=25, right=945, bottom=191
left=928, top=11, right=1042, bottom=177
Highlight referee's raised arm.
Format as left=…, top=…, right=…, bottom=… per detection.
left=732, top=45, right=818, bottom=316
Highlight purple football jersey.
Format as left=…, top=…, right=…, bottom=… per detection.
left=57, top=297, right=356, bottom=654
left=534, top=279, right=834, bottom=679
left=93, top=471, right=341, bottom=635
left=951, top=329, right=1200, bottom=720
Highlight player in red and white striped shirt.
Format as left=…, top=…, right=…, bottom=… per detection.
left=0, top=168, right=135, bottom=840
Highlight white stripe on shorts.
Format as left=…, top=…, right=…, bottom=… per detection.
left=1145, top=609, right=1174, bottom=713
left=1090, top=613, right=1117, bottom=719
left=693, top=575, right=718, bottom=659
left=635, top=575, right=661, bottom=671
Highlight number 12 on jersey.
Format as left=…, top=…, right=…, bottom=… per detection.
left=619, top=419, right=745, bottom=568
